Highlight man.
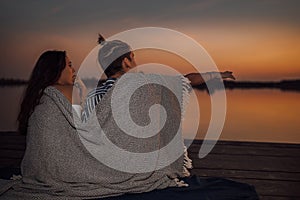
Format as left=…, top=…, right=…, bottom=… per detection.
left=81, top=35, right=235, bottom=122
left=71, top=35, right=260, bottom=199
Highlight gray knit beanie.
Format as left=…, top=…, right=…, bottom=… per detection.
left=98, top=40, right=132, bottom=71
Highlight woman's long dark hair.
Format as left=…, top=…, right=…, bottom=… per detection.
left=18, top=50, right=66, bottom=135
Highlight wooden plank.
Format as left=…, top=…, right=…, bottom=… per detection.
left=225, top=178, right=300, bottom=198
left=0, top=139, right=25, bottom=145
left=0, top=132, right=25, bottom=137
left=0, top=136, right=25, bottom=142
left=186, top=139, right=300, bottom=148
left=190, top=154, right=300, bottom=173
left=0, top=143, right=25, bottom=151
left=259, top=196, right=296, bottom=200
left=190, top=170, right=300, bottom=198
left=189, top=172, right=300, bottom=198
left=0, top=131, right=21, bottom=136
left=0, top=158, right=22, bottom=168
left=191, top=168, right=300, bottom=182
left=187, top=144, right=300, bottom=157
left=259, top=197, right=298, bottom=200
left=0, top=138, right=25, bottom=144
left=0, top=149, right=25, bottom=159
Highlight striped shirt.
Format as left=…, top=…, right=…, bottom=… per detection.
left=81, top=78, right=116, bottom=122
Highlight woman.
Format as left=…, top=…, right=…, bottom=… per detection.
left=18, top=51, right=77, bottom=135
left=0, top=50, right=186, bottom=199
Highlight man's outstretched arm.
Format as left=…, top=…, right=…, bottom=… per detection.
left=184, top=71, right=236, bottom=86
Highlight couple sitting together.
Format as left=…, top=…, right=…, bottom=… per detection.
left=0, top=34, right=258, bottom=199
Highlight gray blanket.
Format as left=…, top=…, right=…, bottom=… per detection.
left=0, top=73, right=191, bottom=199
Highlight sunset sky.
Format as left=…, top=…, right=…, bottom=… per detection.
left=0, top=0, right=299, bottom=81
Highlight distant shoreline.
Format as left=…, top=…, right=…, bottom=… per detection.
left=1, top=78, right=300, bottom=91
left=196, top=79, right=300, bottom=92
left=0, top=78, right=28, bottom=86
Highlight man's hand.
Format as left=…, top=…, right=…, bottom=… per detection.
left=185, top=71, right=236, bottom=86
left=221, top=71, right=236, bottom=80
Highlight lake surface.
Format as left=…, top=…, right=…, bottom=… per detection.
left=1, top=86, right=299, bottom=144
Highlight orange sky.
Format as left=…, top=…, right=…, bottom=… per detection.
left=189, top=24, right=300, bottom=81
left=116, top=23, right=300, bottom=81
left=1, top=1, right=299, bottom=81
left=1, top=23, right=299, bottom=81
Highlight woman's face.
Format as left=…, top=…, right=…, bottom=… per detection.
left=57, top=56, right=76, bottom=85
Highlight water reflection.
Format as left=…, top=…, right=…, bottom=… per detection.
left=182, top=89, right=300, bottom=143
left=0, top=86, right=25, bottom=131
left=1, top=86, right=299, bottom=143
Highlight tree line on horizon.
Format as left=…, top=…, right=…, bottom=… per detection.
left=0, top=78, right=28, bottom=86
left=195, top=79, right=300, bottom=92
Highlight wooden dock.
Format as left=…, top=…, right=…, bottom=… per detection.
left=0, top=131, right=299, bottom=199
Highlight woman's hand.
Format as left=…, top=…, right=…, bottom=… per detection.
left=74, top=77, right=87, bottom=90
left=74, top=77, right=87, bottom=106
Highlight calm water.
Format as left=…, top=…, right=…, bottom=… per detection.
left=1, top=86, right=299, bottom=143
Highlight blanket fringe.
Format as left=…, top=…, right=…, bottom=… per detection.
left=10, top=174, right=22, bottom=181
left=174, top=178, right=189, bottom=187
left=180, top=76, right=193, bottom=178
left=181, top=76, right=192, bottom=122
left=183, top=145, right=193, bottom=177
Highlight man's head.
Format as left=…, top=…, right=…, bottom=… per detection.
left=98, top=35, right=136, bottom=78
